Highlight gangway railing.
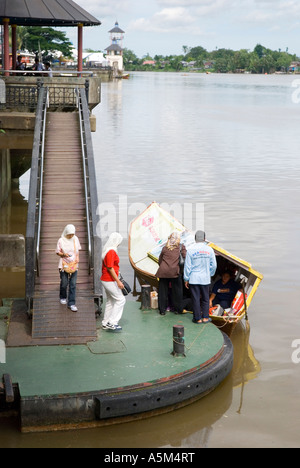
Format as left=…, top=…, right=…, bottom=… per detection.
left=25, top=86, right=49, bottom=315
left=25, top=85, right=102, bottom=316
left=1, top=79, right=90, bottom=110
left=76, top=88, right=102, bottom=311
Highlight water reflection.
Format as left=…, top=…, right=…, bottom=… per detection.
left=0, top=182, right=27, bottom=300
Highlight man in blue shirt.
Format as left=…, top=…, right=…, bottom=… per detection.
left=210, top=271, right=241, bottom=310
left=184, top=230, right=217, bottom=324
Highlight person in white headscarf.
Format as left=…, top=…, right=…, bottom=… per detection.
left=101, top=232, right=125, bottom=332
left=56, top=224, right=81, bottom=312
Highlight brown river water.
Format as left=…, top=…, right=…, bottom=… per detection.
left=0, top=72, right=300, bottom=448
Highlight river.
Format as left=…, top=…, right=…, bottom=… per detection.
left=0, top=72, right=300, bottom=448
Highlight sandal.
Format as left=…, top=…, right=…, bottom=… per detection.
left=203, top=318, right=212, bottom=323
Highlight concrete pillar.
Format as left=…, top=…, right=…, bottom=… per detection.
left=0, top=235, right=25, bottom=267
left=0, top=149, right=11, bottom=207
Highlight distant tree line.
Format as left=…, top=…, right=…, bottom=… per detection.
left=13, top=27, right=299, bottom=74
left=123, top=44, right=299, bottom=74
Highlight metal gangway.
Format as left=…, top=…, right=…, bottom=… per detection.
left=25, top=86, right=102, bottom=344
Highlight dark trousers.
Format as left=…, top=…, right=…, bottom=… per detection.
left=158, top=277, right=183, bottom=314
left=189, top=284, right=210, bottom=321
left=60, top=270, right=78, bottom=306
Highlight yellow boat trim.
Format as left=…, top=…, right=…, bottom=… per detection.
left=208, top=242, right=263, bottom=280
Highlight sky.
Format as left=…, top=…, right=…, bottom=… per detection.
left=67, top=0, right=300, bottom=57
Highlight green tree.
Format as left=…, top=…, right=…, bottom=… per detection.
left=230, top=49, right=250, bottom=71
left=123, top=48, right=140, bottom=66
left=275, top=52, right=295, bottom=71
left=169, top=55, right=184, bottom=71
left=17, top=26, right=73, bottom=58
left=254, top=44, right=265, bottom=58
left=186, top=46, right=207, bottom=61
left=182, top=45, right=191, bottom=56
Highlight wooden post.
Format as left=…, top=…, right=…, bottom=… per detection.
left=11, top=25, right=17, bottom=71
left=172, top=325, right=185, bottom=357
left=141, top=285, right=151, bottom=310
left=3, top=374, right=14, bottom=403
left=3, top=19, right=10, bottom=77
left=78, top=23, right=83, bottom=76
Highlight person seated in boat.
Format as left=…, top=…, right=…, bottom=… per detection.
left=209, top=271, right=242, bottom=310
left=156, top=232, right=187, bottom=315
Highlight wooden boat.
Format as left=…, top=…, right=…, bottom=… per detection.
left=114, top=73, right=130, bottom=79
left=129, top=202, right=263, bottom=334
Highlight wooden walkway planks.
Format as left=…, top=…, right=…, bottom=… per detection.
left=32, top=292, right=96, bottom=341
left=31, top=112, right=97, bottom=343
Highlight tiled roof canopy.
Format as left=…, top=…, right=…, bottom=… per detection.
left=0, top=0, right=101, bottom=26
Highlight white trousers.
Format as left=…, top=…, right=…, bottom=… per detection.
left=101, top=280, right=126, bottom=326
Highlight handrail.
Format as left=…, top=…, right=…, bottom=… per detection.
left=36, top=88, right=49, bottom=276
left=76, top=88, right=102, bottom=304
left=25, top=85, right=48, bottom=314
left=76, top=88, right=92, bottom=275
left=0, top=70, right=94, bottom=77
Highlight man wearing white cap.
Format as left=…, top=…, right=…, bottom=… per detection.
left=184, top=230, right=217, bottom=324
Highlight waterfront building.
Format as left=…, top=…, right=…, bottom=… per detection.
left=105, top=21, right=125, bottom=75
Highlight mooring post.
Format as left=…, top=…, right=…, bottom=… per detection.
left=2, top=374, right=14, bottom=403
left=172, top=325, right=185, bottom=357
left=141, top=285, right=151, bottom=310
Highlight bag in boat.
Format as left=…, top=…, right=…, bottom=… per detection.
left=231, top=291, right=247, bottom=315
left=209, top=305, right=224, bottom=317
left=225, top=291, right=248, bottom=317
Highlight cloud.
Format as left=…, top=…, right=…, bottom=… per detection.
left=157, top=0, right=236, bottom=16
left=157, top=0, right=226, bottom=6
left=129, top=7, right=205, bottom=35
left=75, top=0, right=131, bottom=19
left=237, top=0, right=300, bottom=22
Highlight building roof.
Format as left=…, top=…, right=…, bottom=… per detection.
left=0, top=0, right=101, bottom=27
left=109, top=21, right=124, bottom=34
left=83, top=52, right=105, bottom=63
left=143, top=60, right=156, bottom=65
left=105, top=44, right=123, bottom=52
